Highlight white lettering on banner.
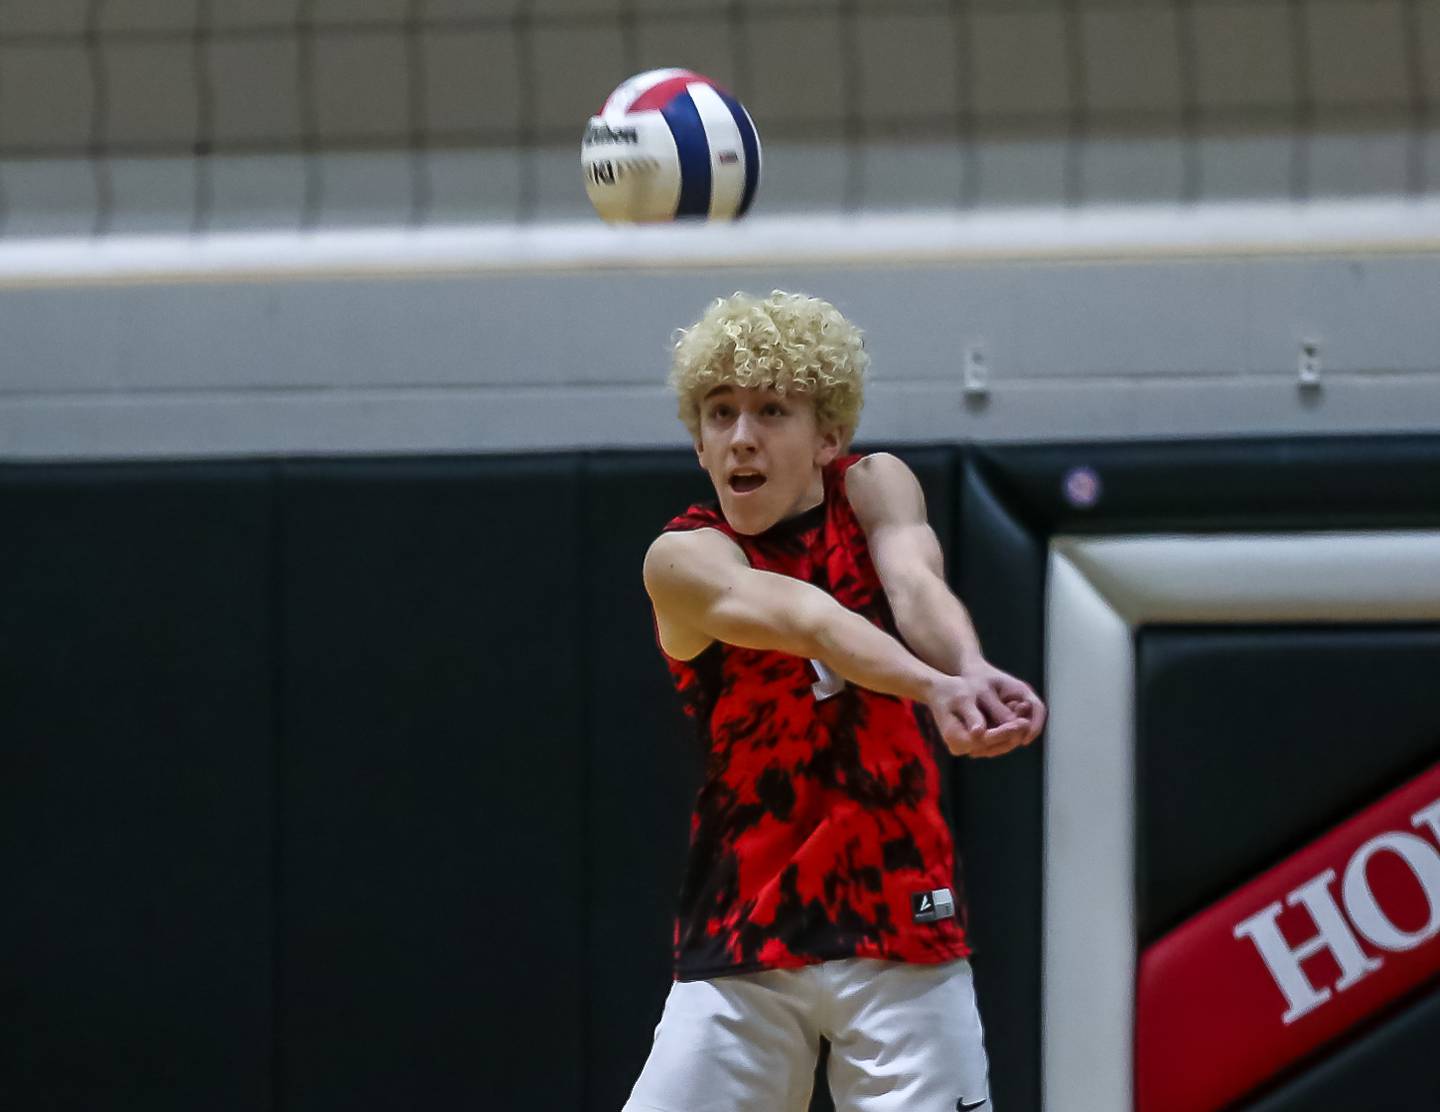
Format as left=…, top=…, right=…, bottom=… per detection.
left=1342, top=832, right=1440, bottom=952
left=1233, top=869, right=1382, bottom=1024
left=1414, top=800, right=1440, bottom=845
left=1232, top=794, right=1440, bottom=1026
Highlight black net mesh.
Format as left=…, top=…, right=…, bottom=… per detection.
left=0, top=0, right=1434, bottom=233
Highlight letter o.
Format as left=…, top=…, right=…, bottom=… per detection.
left=1342, top=832, right=1440, bottom=952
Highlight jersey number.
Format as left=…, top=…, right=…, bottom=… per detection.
left=810, top=659, right=846, bottom=702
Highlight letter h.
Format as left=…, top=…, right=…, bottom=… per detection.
left=1233, top=868, right=1383, bottom=1025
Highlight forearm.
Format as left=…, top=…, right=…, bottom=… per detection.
left=801, top=595, right=948, bottom=704
left=691, top=563, right=947, bottom=703
left=887, top=573, right=986, bottom=677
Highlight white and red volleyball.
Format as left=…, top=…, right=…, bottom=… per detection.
left=581, top=69, right=761, bottom=224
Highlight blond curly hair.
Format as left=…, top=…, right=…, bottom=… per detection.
left=669, top=290, right=868, bottom=442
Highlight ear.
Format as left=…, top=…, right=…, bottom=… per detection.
left=815, top=424, right=843, bottom=467
left=693, top=437, right=706, bottom=466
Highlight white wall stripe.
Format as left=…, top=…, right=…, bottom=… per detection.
left=2, top=198, right=1436, bottom=287
left=1044, top=551, right=1137, bottom=1112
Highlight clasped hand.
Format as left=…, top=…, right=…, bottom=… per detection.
left=925, top=662, right=1047, bottom=759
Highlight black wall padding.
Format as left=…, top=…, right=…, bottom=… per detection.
left=22, top=437, right=1440, bottom=1111
left=973, top=435, right=1440, bottom=535
left=955, top=454, right=1048, bottom=1112
left=1238, top=983, right=1440, bottom=1112
left=0, top=465, right=275, bottom=1112
left=276, top=459, right=586, bottom=1112
left=1136, top=625, right=1440, bottom=944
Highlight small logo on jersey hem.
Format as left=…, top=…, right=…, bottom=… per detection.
left=956, top=1099, right=988, bottom=1111
left=911, top=887, right=956, bottom=923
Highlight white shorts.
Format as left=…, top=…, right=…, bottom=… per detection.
left=622, top=958, right=992, bottom=1112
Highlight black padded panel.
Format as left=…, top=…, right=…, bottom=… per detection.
left=974, top=435, right=1440, bottom=535
left=1238, top=983, right=1440, bottom=1112
left=954, top=454, right=1048, bottom=1112
left=277, top=458, right=585, bottom=1112
left=1137, top=625, right=1440, bottom=944
left=0, top=464, right=274, bottom=1112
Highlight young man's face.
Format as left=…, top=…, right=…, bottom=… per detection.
left=695, top=384, right=842, bottom=535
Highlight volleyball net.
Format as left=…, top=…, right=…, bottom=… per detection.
left=0, top=0, right=1434, bottom=237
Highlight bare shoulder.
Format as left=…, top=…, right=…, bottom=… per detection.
left=643, top=528, right=748, bottom=660
left=846, top=452, right=926, bottom=529
left=848, top=451, right=909, bottom=479
left=645, top=524, right=754, bottom=613
left=643, top=528, right=747, bottom=598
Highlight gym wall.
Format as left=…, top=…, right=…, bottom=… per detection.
left=6, top=435, right=1439, bottom=1111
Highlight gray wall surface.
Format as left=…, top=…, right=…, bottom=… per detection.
left=5, top=246, right=1439, bottom=460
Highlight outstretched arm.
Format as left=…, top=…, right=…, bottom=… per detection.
left=644, top=528, right=1006, bottom=756
left=847, top=453, right=1046, bottom=753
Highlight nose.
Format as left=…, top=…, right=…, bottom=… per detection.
left=730, top=409, right=758, bottom=452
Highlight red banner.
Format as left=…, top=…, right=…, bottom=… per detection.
left=1135, top=761, right=1440, bottom=1112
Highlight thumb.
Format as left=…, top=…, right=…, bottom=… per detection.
left=939, top=712, right=976, bottom=755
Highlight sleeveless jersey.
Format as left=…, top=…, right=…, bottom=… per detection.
left=659, top=454, right=971, bottom=980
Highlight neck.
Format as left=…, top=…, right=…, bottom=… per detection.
left=785, top=466, right=827, bottom=520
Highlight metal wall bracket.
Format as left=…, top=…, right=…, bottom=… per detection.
left=1298, top=339, right=1322, bottom=389
left=963, top=344, right=990, bottom=398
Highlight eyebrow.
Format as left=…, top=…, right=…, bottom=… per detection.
left=703, top=386, right=735, bottom=400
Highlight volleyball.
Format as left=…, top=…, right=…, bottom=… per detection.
left=581, top=69, right=761, bottom=225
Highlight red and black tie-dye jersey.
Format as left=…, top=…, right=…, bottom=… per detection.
left=659, top=454, right=971, bottom=981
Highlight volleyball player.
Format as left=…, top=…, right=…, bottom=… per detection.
left=624, top=291, right=1045, bottom=1112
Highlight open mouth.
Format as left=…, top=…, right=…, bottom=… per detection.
left=729, top=473, right=766, bottom=493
